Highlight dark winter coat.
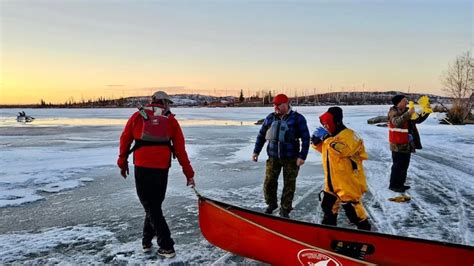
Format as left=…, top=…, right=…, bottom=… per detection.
left=388, top=106, right=429, bottom=153
left=254, top=110, right=310, bottom=160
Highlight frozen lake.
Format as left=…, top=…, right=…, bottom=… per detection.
left=0, top=106, right=473, bottom=264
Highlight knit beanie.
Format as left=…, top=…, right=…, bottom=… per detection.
left=391, top=94, right=406, bottom=106
left=327, top=106, right=343, bottom=123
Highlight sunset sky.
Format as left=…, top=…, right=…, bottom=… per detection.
left=0, top=0, right=472, bottom=104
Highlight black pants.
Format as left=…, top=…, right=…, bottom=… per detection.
left=320, top=191, right=371, bottom=231
left=135, top=166, right=174, bottom=249
left=389, top=151, right=411, bottom=189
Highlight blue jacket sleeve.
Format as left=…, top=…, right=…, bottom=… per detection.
left=253, top=114, right=272, bottom=155
left=297, top=114, right=310, bottom=160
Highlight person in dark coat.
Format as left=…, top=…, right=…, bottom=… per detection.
left=388, top=94, right=430, bottom=193
left=252, top=94, right=310, bottom=218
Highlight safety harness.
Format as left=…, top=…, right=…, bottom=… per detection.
left=388, top=108, right=410, bottom=144
left=264, top=111, right=299, bottom=143
left=128, top=105, right=175, bottom=158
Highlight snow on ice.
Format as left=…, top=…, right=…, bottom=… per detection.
left=0, top=106, right=472, bottom=264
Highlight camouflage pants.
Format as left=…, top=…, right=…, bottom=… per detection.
left=264, top=157, right=299, bottom=213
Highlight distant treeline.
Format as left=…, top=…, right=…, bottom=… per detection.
left=0, top=91, right=452, bottom=108
left=1, top=96, right=133, bottom=109
left=235, top=91, right=451, bottom=107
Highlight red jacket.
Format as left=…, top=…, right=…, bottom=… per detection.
left=117, top=108, right=194, bottom=180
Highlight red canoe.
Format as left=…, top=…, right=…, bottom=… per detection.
left=198, top=196, right=474, bottom=265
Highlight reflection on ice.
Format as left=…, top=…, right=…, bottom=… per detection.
left=0, top=118, right=255, bottom=127
left=179, top=119, right=254, bottom=126
left=0, top=118, right=127, bottom=127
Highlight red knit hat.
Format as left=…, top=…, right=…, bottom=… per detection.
left=272, top=94, right=289, bottom=105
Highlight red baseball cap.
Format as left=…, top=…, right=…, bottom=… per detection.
left=272, top=94, right=289, bottom=105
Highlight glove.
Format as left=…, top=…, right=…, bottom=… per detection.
left=120, top=164, right=129, bottom=179
left=315, top=127, right=329, bottom=139
left=117, top=157, right=129, bottom=179
left=311, top=127, right=329, bottom=145
left=311, top=135, right=321, bottom=145
left=117, top=157, right=127, bottom=169
left=408, top=101, right=419, bottom=120
left=418, top=95, right=432, bottom=115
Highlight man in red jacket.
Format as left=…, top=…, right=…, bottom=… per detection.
left=388, top=94, right=429, bottom=193
left=117, top=91, right=195, bottom=258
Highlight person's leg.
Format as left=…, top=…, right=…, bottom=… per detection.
left=321, top=191, right=339, bottom=226
left=264, top=158, right=281, bottom=213
left=134, top=166, right=155, bottom=249
left=341, top=201, right=371, bottom=231
left=146, top=168, right=174, bottom=251
left=280, top=158, right=299, bottom=217
left=399, top=152, right=411, bottom=188
left=389, top=151, right=406, bottom=191
left=142, top=214, right=154, bottom=248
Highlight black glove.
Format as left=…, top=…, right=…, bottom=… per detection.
left=311, top=127, right=329, bottom=145
left=311, top=135, right=322, bottom=145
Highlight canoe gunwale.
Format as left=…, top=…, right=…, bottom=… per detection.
left=199, top=195, right=474, bottom=251
left=200, top=196, right=376, bottom=265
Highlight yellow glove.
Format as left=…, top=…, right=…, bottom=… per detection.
left=418, top=95, right=432, bottom=115
left=408, top=101, right=419, bottom=120
left=388, top=195, right=412, bottom=202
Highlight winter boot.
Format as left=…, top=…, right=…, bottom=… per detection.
left=157, top=247, right=176, bottom=258
left=142, top=239, right=153, bottom=253
left=321, top=213, right=338, bottom=226
left=264, top=204, right=278, bottom=214
left=357, top=219, right=372, bottom=231
left=279, top=209, right=290, bottom=218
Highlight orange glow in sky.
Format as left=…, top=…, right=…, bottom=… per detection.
left=1, top=1, right=471, bottom=104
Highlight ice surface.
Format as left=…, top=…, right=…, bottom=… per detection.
left=0, top=106, right=472, bottom=264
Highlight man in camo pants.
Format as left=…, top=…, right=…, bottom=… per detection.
left=252, top=94, right=310, bottom=218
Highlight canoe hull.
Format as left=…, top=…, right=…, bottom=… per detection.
left=198, top=197, right=473, bottom=265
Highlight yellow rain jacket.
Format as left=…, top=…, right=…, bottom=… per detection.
left=312, top=128, right=368, bottom=202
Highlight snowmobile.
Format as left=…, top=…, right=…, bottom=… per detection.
left=17, top=112, right=35, bottom=123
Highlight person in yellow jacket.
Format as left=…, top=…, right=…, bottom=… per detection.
left=311, top=107, right=371, bottom=231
